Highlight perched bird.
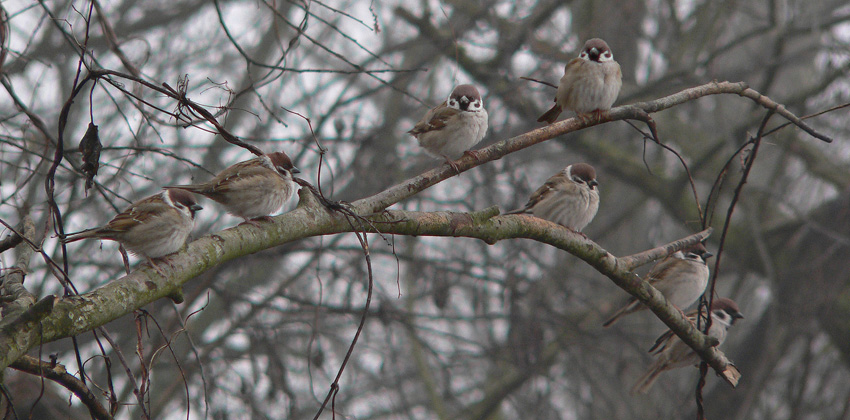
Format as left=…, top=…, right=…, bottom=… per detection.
left=168, top=152, right=299, bottom=225
left=632, top=297, right=744, bottom=394
left=537, top=38, right=622, bottom=124
left=408, top=84, right=489, bottom=172
left=603, top=243, right=712, bottom=327
left=62, top=188, right=203, bottom=275
left=505, top=163, right=599, bottom=232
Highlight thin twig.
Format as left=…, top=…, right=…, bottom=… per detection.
left=312, top=212, right=375, bottom=420
left=624, top=118, right=703, bottom=223
left=761, top=101, right=850, bottom=138
left=696, top=110, right=774, bottom=418
left=98, top=328, right=150, bottom=420
left=737, top=88, right=831, bottom=142
left=520, top=76, right=558, bottom=89
left=10, top=355, right=113, bottom=420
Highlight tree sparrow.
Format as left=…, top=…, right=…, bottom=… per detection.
left=537, top=38, right=622, bottom=124
left=168, top=152, right=299, bottom=225
left=408, top=84, right=488, bottom=171
left=505, top=163, right=599, bottom=232
left=632, top=297, right=744, bottom=394
left=604, top=243, right=713, bottom=327
left=62, top=188, right=203, bottom=274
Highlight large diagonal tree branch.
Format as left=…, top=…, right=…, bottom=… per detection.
left=1, top=190, right=731, bottom=380
left=3, top=81, right=826, bottom=380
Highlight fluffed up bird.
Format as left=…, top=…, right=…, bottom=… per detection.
left=168, top=151, right=299, bottom=226
left=631, top=297, right=744, bottom=394
left=408, top=84, right=489, bottom=172
left=505, top=163, right=599, bottom=233
left=603, top=243, right=712, bottom=327
left=62, top=188, right=203, bottom=275
left=538, top=38, right=622, bottom=124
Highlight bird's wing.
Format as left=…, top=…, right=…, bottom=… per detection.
left=408, top=101, right=458, bottom=136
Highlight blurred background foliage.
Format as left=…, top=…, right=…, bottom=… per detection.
left=1, top=0, right=849, bottom=418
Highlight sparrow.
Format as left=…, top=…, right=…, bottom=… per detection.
left=603, top=243, right=712, bottom=327
left=632, top=297, right=744, bottom=394
left=408, top=84, right=489, bottom=172
left=505, top=163, right=599, bottom=232
left=62, top=188, right=203, bottom=275
left=168, top=152, right=299, bottom=225
left=537, top=38, right=622, bottom=124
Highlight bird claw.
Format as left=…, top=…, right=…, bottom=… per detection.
left=577, top=110, right=606, bottom=124
left=463, top=150, right=482, bottom=161
left=147, top=257, right=170, bottom=278
left=594, top=109, right=606, bottom=122
left=567, top=227, right=589, bottom=239
left=443, top=156, right=461, bottom=174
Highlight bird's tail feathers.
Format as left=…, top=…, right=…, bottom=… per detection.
left=165, top=185, right=204, bottom=193
left=537, top=105, right=562, bottom=124
left=631, top=366, right=662, bottom=395
left=602, top=300, right=639, bottom=327
left=62, top=228, right=101, bottom=243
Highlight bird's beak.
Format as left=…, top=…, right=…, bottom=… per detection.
left=588, top=180, right=599, bottom=188
left=703, top=251, right=714, bottom=260
left=291, top=167, right=301, bottom=174
left=190, top=204, right=203, bottom=212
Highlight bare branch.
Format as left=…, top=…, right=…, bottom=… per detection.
left=618, top=229, right=713, bottom=271
left=356, top=81, right=832, bottom=215
left=0, top=233, right=23, bottom=255
left=0, top=192, right=737, bottom=385
left=10, top=355, right=113, bottom=420
left=0, top=216, right=38, bottom=321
